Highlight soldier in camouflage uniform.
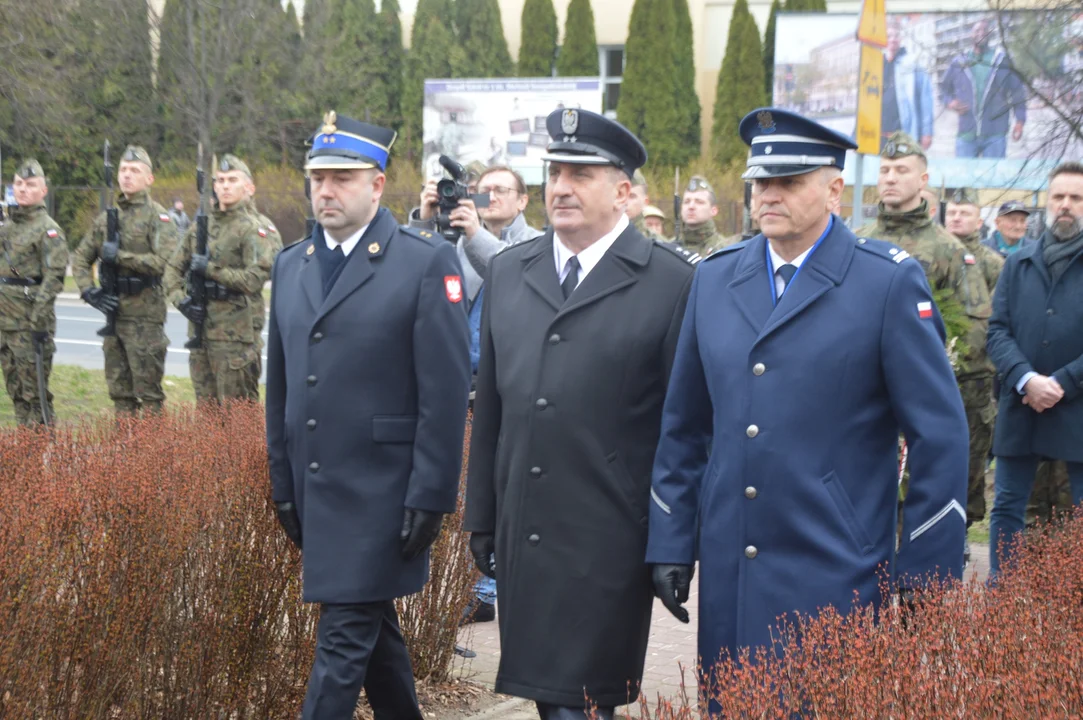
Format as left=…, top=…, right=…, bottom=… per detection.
left=673, top=175, right=726, bottom=254
left=0, top=160, right=68, bottom=425
left=945, top=189, right=1005, bottom=530
left=857, top=132, right=994, bottom=542
left=628, top=170, right=666, bottom=242
left=165, top=154, right=273, bottom=403
left=239, top=169, right=282, bottom=362
left=73, top=146, right=178, bottom=416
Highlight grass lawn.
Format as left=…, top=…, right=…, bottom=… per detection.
left=0, top=365, right=196, bottom=427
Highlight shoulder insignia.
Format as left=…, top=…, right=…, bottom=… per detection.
left=159, top=214, right=171, bottom=222
left=46, top=228, right=59, bottom=238
left=399, top=224, right=442, bottom=246
left=855, top=237, right=910, bottom=267
left=700, top=240, right=749, bottom=263
left=493, top=232, right=543, bottom=258
left=654, top=241, right=703, bottom=265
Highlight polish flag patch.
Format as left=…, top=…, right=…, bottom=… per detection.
left=444, top=275, right=463, bottom=303
left=46, top=229, right=59, bottom=238
left=964, top=253, right=976, bottom=265
left=258, top=228, right=268, bottom=237
left=917, top=301, right=933, bottom=319
left=159, top=213, right=171, bottom=222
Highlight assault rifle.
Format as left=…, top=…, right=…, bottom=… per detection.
left=184, top=146, right=210, bottom=349
left=97, top=141, right=119, bottom=337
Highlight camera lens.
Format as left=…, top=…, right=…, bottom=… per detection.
left=438, top=182, right=456, bottom=199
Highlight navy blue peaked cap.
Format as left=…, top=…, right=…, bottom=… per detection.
left=306, top=111, right=397, bottom=171
left=739, top=108, right=857, bottom=179
left=542, top=108, right=647, bottom=178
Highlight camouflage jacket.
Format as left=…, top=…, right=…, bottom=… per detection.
left=675, top=220, right=726, bottom=256
left=165, top=201, right=274, bottom=344
left=73, top=189, right=179, bottom=323
left=958, top=230, right=1005, bottom=293
left=632, top=214, right=667, bottom=244
left=241, top=199, right=282, bottom=337
left=0, top=204, right=68, bottom=332
left=857, top=202, right=994, bottom=378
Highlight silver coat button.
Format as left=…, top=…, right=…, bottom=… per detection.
left=745, top=546, right=758, bottom=559
left=753, top=363, right=765, bottom=376
left=746, top=424, right=759, bottom=438
left=745, top=486, right=757, bottom=499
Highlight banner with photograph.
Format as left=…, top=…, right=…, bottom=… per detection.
left=422, top=78, right=603, bottom=186
left=773, top=11, right=1083, bottom=190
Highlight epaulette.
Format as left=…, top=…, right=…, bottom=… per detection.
left=855, top=236, right=911, bottom=266
left=492, top=232, right=543, bottom=258
left=280, top=236, right=310, bottom=253
left=654, top=240, right=703, bottom=265
left=399, top=224, right=442, bottom=246
left=701, top=239, right=750, bottom=262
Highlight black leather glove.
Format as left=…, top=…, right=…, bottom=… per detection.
left=189, top=253, right=209, bottom=275
left=469, top=532, right=496, bottom=579
left=100, top=241, right=119, bottom=263
left=177, top=296, right=206, bottom=324
left=652, top=563, right=694, bottom=624
left=31, top=330, right=49, bottom=346
left=400, top=508, right=445, bottom=561
left=275, top=502, right=303, bottom=549
left=81, top=287, right=119, bottom=314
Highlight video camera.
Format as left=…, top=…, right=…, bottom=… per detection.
left=433, top=155, right=490, bottom=242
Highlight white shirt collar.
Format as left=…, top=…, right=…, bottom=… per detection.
left=767, top=241, right=813, bottom=273
left=325, top=223, right=370, bottom=257
left=553, top=214, right=630, bottom=283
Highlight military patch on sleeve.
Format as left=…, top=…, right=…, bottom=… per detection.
left=444, top=275, right=463, bottom=303
left=964, top=253, right=976, bottom=265
left=258, top=228, right=268, bottom=238
left=46, top=229, right=59, bottom=238
left=159, top=213, right=171, bottom=222
left=917, top=301, right=934, bottom=319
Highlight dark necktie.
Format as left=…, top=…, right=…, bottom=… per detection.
left=561, top=256, right=580, bottom=301
left=776, top=263, right=797, bottom=295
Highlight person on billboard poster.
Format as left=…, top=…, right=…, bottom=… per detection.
left=881, top=18, right=935, bottom=152
left=940, top=17, right=1027, bottom=159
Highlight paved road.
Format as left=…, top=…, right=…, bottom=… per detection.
left=53, top=296, right=268, bottom=382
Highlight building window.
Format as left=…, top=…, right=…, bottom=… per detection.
left=598, top=45, right=624, bottom=118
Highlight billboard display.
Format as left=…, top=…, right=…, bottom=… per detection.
left=422, top=78, right=603, bottom=186
left=773, top=11, right=1083, bottom=190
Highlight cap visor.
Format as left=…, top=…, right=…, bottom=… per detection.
left=742, top=164, right=826, bottom=180
left=998, top=209, right=1031, bottom=217
left=304, top=156, right=377, bottom=171
left=540, top=152, right=613, bottom=166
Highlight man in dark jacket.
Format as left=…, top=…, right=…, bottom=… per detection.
left=940, top=18, right=1027, bottom=158
left=987, top=161, right=1083, bottom=579
left=464, top=108, right=696, bottom=719
left=265, top=111, right=471, bottom=719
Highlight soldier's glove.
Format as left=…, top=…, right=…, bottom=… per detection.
left=652, top=563, right=694, bottom=624
left=275, top=502, right=303, bottom=549
left=81, top=287, right=119, bottom=314
left=469, top=532, right=497, bottom=579
left=400, top=508, right=445, bottom=561
left=100, top=241, right=119, bottom=263
left=189, top=253, right=209, bottom=275
left=31, top=330, right=49, bottom=346
left=177, top=297, right=206, bottom=324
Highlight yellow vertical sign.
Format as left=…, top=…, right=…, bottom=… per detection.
left=857, top=0, right=887, bottom=47
left=855, top=44, right=883, bottom=155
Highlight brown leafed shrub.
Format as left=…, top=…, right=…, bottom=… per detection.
left=0, top=404, right=477, bottom=718
left=628, top=514, right=1083, bottom=719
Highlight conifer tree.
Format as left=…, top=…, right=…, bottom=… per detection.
left=402, top=0, right=465, bottom=159
left=711, top=0, right=765, bottom=167
left=518, top=0, right=558, bottom=77
left=617, top=0, right=682, bottom=166
left=458, top=0, right=513, bottom=77
left=763, top=0, right=781, bottom=101
left=671, top=0, right=701, bottom=163
left=555, top=0, right=599, bottom=76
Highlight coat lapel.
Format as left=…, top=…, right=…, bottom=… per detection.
left=1018, top=237, right=1051, bottom=289
left=313, top=209, right=393, bottom=325
left=756, top=221, right=855, bottom=344
left=727, top=235, right=774, bottom=334
left=521, top=232, right=564, bottom=312
left=558, top=225, right=649, bottom=317
left=300, top=237, right=323, bottom=314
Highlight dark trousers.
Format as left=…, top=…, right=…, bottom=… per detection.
left=302, top=601, right=423, bottom=720
left=536, top=702, right=615, bottom=719
left=988, top=455, right=1083, bottom=579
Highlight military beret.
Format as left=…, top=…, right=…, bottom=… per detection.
left=218, top=153, right=253, bottom=179
left=542, top=108, right=647, bottom=178
left=306, top=110, right=397, bottom=171
left=740, top=107, right=857, bottom=179
left=15, top=159, right=44, bottom=180
left=121, top=145, right=153, bottom=170
left=643, top=204, right=666, bottom=220
left=949, top=188, right=979, bottom=206
left=997, top=200, right=1030, bottom=217
left=632, top=169, right=648, bottom=188
left=881, top=131, right=926, bottom=162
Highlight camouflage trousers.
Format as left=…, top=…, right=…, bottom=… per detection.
left=1026, top=460, right=1073, bottom=526
left=0, top=331, right=54, bottom=426
left=103, top=319, right=168, bottom=415
left=189, top=340, right=260, bottom=403
left=960, top=376, right=996, bottom=524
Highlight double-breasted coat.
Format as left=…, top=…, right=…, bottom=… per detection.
left=647, top=221, right=969, bottom=672
left=266, top=208, right=471, bottom=603
left=987, top=234, right=1083, bottom=462
left=464, top=225, right=696, bottom=707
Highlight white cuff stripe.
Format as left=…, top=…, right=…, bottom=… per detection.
left=651, top=487, right=671, bottom=515
left=909, top=499, right=966, bottom=542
